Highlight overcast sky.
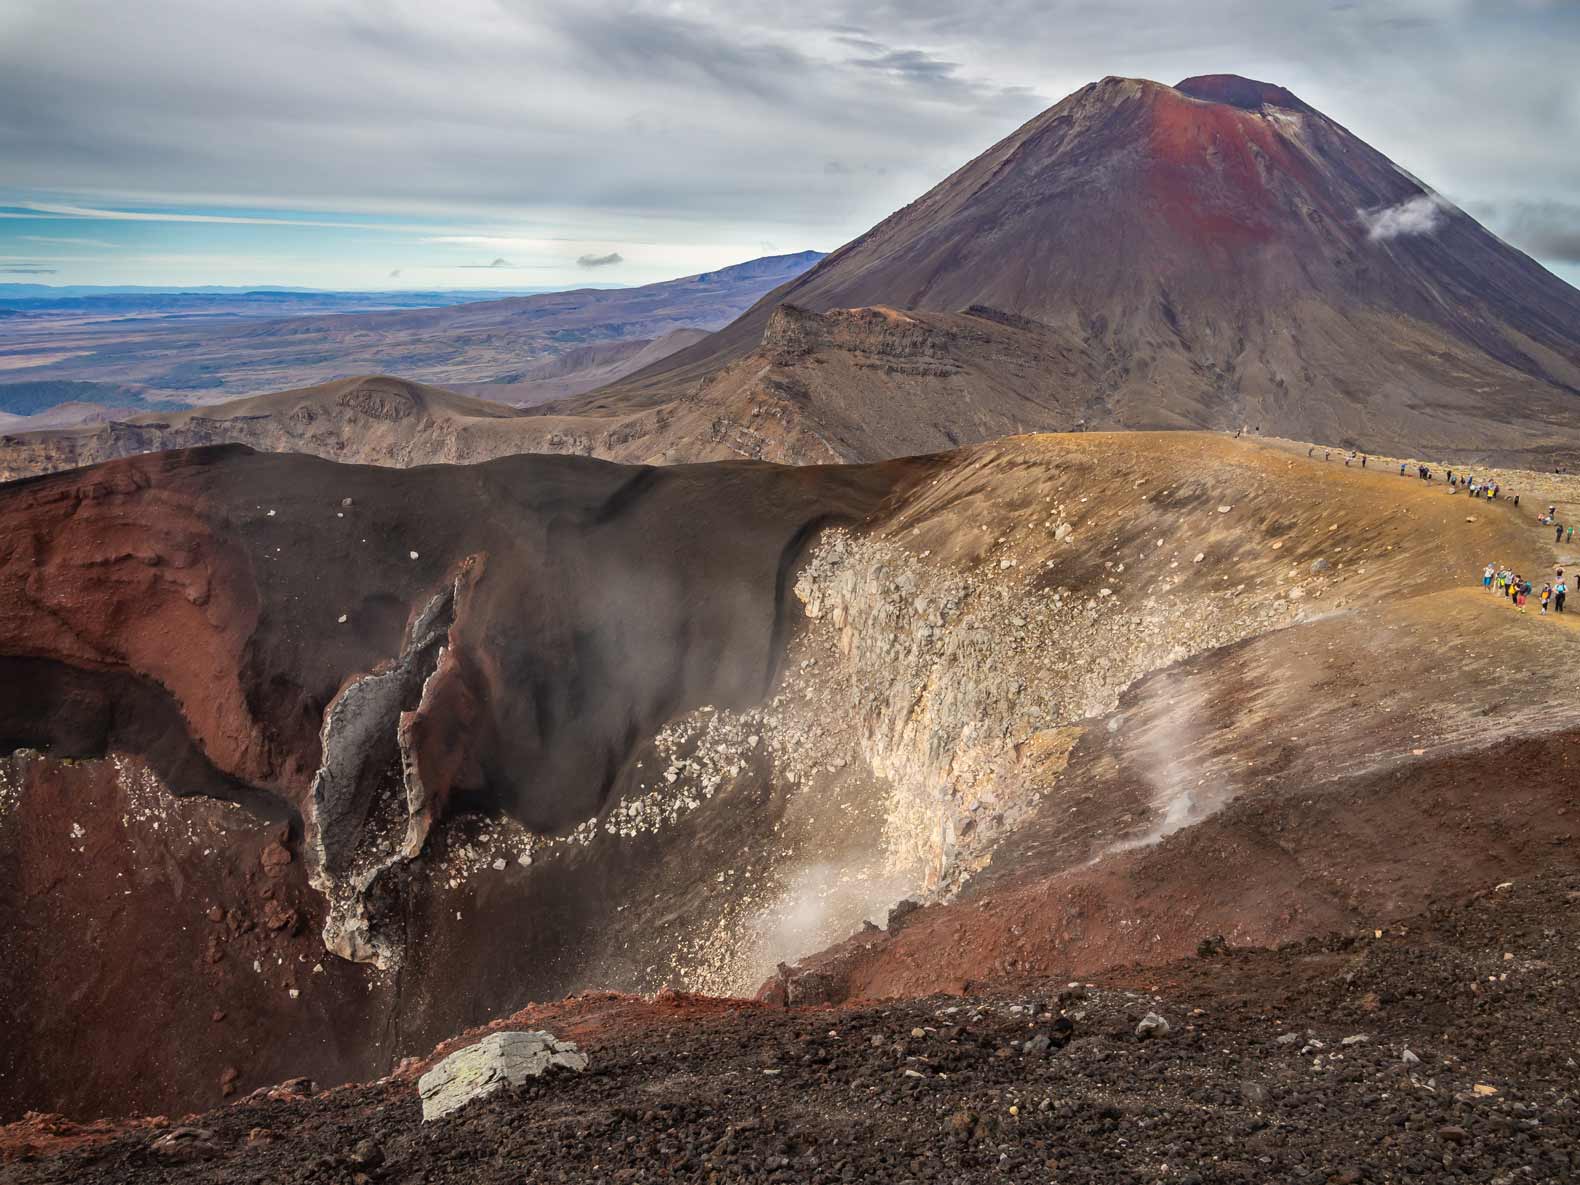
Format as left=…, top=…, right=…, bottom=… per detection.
left=1, top=0, right=1577, bottom=289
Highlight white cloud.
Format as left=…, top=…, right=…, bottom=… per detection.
left=20, top=233, right=118, bottom=247
left=1362, top=193, right=1450, bottom=242
left=424, top=235, right=572, bottom=249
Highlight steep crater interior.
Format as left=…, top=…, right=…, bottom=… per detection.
left=3, top=433, right=1573, bottom=1122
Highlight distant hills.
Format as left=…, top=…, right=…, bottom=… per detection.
left=450, top=329, right=713, bottom=406
left=0, top=380, right=179, bottom=418
left=0, top=282, right=605, bottom=305
left=0, top=251, right=823, bottom=419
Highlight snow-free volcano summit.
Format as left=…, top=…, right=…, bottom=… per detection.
left=542, top=73, right=1580, bottom=465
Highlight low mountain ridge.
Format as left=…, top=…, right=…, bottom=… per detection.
left=0, top=376, right=542, bottom=478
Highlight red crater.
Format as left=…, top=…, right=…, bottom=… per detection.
left=1175, top=73, right=1311, bottom=112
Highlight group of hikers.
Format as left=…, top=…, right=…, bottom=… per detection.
left=1420, top=464, right=1512, bottom=500
left=1403, top=461, right=1520, bottom=504
left=1300, top=449, right=1518, bottom=502
left=1537, top=504, right=1575, bottom=544
left=1308, top=448, right=1514, bottom=503
left=1449, top=470, right=1511, bottom=501
left=1306, top=446, right=1370, bottom=467
left=1296, top=441, right=1575, bottom=614
left=1484, top=562, right=1568, bottom=614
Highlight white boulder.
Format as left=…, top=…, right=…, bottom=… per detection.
left=418, top=1030, right=588, bottom=1121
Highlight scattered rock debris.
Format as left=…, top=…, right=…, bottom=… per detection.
left=14, top=873, right=1580, bottom=1183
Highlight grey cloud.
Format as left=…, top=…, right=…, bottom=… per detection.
left=577, top=252, right=622, bottom=268
left=833, top=34, right=887, bottom=55
left=825, top=159, right=888, bottom=177
left=840, top=35, right=1040, bottom=107
left=545, top=5, right=811, bottom=104
left=0, top=0, right=1576, bottom=281
left=0, top=0, right=1046, bottom=229
left=0, top=266, right=57, bottom=274
left=388, top=268, right=401, bottom=278
left=1474, top=200, right=1580, bottom=264
left=850, top=47, right=963, bottom=85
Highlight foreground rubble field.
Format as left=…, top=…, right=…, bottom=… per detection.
left=6, top=872, right=1577, bottom=1184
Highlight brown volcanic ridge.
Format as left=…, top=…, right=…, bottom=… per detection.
left=4, top=74, right=1579, bottom=481
left=0, top=376, right=558, bottom=480
left=6, top=425, right=1580, bottom=1152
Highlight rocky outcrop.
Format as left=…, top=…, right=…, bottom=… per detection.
left=761, top=305, right=968, bottom=376
left=304, top=560, right=481, bottom=967
left=783, top=524, right=1286, bottom=891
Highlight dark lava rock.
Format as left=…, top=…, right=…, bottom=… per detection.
left=887, top=898, right=924, bottom=935
left=149, top=1126, right=220, bottom=1162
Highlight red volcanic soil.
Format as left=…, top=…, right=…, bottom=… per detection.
left=5, top=873, right=1578, bottom=1183
left=778, top=725, right=1580, bottom=1004
left=0, top=755, right=379, bottom=1121
left=1144, top=85, right=1316, bottom=245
